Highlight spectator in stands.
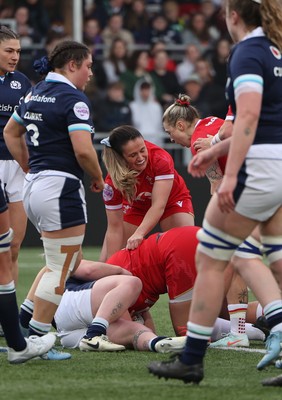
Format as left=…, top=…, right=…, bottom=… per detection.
left=147, top=40, right=176, bottom=72
left=149, top=13, right=182, bottom=45
left=18, top=0, right=50, bottom=40
left=14, top=6, right=41, bottom=47
left=200, top=0, right=227, bottom=37
left=183, top=73, right=212, bottom=118
left=103, top=37, right=129, bottom=84
left=0, top=1, right=13, bottom=18
left=175, top=43, right=201, bottom=86
left=83, top=17, right=104, bottom=58
left=162, top=0, right=185, bottom=35
left=120, top=49, right=162, bottom=102
left=181, top=11, right=216, bottom=55
left=194, top=57, right=227, bottom=118
left=101, top=13, right=134, bottom=57
left=209, top=37, right=232, bottom=88
left=130, top=80, right=165, bottom=147
left=92, top=81, right=132, bottom=133
left=149, top=49, right=182, bottom=108
left=123, top=0, right=151, bottom=44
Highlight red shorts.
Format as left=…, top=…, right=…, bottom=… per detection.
left=123, top=198, right=194, bottom=226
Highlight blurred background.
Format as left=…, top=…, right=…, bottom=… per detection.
left=0, top=0, right=230, bottom=245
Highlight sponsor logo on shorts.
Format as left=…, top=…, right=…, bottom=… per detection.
left=73, top=101, right=89, bottom=120
left=103, top=183, right=114, bottom=201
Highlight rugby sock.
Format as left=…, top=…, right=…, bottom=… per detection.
left=228, top=303, right=248, bottom=334
left=0, top=282, right=26, bottom=351
left=29, top=318, right=51, bottom=336
left=149, top=336, right=167, bottom=352
left=19, top=298, right=34, bottom=328
left=263, top=300, right=282, bottom=330
left=180, top=322, right=213, bottom=365
left=85, top=317, right=109, bottom=338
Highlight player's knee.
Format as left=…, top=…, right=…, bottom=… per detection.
left=196, top=220, right=242, bottom=261
left=232, top=236, right=262, bottom=272
left=0, top=228, right=13, bottom=253
left=35, top=270, right=63, bottom=305
left=126, top=276, right=142, bottom=299
left=36, top=235, right=84, bottom=305
left=42, top=235, right=84, bottom=274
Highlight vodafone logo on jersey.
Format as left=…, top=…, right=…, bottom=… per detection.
left=270, top=46, right=281, bottom=60
left=73, top=101, right=90, bottom=120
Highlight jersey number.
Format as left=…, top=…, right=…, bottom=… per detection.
left=27, top=123, right=40, bottom=147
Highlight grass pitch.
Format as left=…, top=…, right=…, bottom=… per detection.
left=0, top=247, right=281, bottom=400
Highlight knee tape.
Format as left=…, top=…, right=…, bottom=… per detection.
left=196, top=220, right=242, bottom=261
left=0, top=228, right=13, bottom=253
left=233, top=235, right=263, bottom=260
left=260, top=235, right=282, bottom=264
left=35, top=235, right=84, bottom=305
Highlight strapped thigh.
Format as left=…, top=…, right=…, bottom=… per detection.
left=197, top=219, right=242, bottom=261
left=260, top=235, right=282, bottom=264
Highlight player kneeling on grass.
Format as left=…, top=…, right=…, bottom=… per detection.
left=19, top=262, right=186, bottom=353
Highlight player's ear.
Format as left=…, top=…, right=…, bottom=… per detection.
left=176, top=120, right=185, bottom=131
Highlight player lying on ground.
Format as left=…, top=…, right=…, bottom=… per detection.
left=20, top=261, right=187, bottom=353
left=20, top=226, right=266, bottom=351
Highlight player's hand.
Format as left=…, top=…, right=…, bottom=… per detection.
left=126, top=233, right=144, bottom=250
left=216, top=175, right=237, bottom=213
left=188, top=147, right=217, bottom=177
left=193, top=135, right=213, bottom=152
left=90, top=177, right=104, bottom=192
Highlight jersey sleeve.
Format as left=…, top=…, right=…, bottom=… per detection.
left=150, top=146, right=175, bottom=180
left=102, top=175, right=123, bottom=210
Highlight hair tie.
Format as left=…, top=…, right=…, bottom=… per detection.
left=33, top=56, right=52, bottom=76
left=176, top=98, right=190, bottom=107
left=100, top=137, right=112, bottom=147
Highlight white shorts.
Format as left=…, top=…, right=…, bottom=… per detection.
left=54, top=288, right=92, bottom=348
left=235, top=144, right=282, bottom=222
left=23, top=170, right=87, bottom=232
left=0, top=160, right=25, bottom=202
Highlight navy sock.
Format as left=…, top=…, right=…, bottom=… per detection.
left=180, top=336, right=209, bottom=365
left=19, top=299, right=33, bottom=328
left=85, top=322, right=107, bottom=338
left=0, top=291, right=26, bottom=351
left=149, top=336, right=167, bottom=352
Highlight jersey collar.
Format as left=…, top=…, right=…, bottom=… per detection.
left=45, top=72, right=77, bottom=89
left=242, top=26, right=265, bottom=42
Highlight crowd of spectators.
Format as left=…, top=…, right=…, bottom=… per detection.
left=0, top=0, right=232, bottom=160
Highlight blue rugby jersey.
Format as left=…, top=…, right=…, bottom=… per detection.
left=226, top=28, right=282, bottom=144
left=0, top=71, right=31, bottom=159
left=13, top=73, right=94, bottom=180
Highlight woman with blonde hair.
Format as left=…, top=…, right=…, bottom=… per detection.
left=99, top=125, right=194, bottom=261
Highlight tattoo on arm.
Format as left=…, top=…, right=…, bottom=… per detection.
left=206, top=160, right=223, bottom=183
left=244, top=127, right=251, bottom=136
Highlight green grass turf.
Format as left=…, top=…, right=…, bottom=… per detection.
left=0, top=247, right=282, bottom=400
